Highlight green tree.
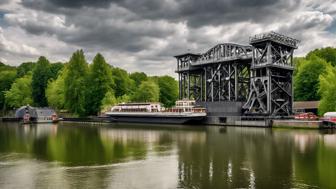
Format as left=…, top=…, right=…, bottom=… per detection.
left=32, top=56, right=51, bottom=107
left=16, top=62, right=35, bottom=78
left=111, top=67, right=135, bottom=97
left=50, top=62, right=64, bottom=80
left=307, top=47, right=336, bottom=67
left=132, top=80, right=159, bottom=102
left=46, top=67, right=67, bottom=110
left=0, top=70, right=17, bottom=110
left=100, top=91, right=117, bottom=112
left=117, top=94, right=131, bottom=103
left=318, top=65, right=336, bottom=115
left=293, top=57, right=306, bottom=77
left=64, top=50, right=88, bottom=116
left=0, top=62, right=15, bottom=72
left=294, top=55, right=328, bottom=101
left=5, top=74, right=33, bottom=108
left=130, top=72, right=147, bottom=86
left=85, top=53, right=115, bottom=115
left=157, top=76, right=178, bottom=107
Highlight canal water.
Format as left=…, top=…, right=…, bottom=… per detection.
left=0, top=122, right=335, bottom=189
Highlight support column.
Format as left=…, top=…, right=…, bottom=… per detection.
left=218, top=68, right=221, bottom=101
left=178, top=73, right=181, bottom=99
left=187, top=72, right=190, bottom=100
left=211, top=67, right=214, bottom=102
left=228, top=65, right=231, bottom=100
left=267, top=68, right=271, bottom=114
left=201, top=71, right=203, bottom=101
left=234, top=64, right=238, bottom=101
left=204, top=68, right=207, bottom=101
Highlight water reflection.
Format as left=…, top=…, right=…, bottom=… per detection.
left=0, top=122, right=335, bottom=188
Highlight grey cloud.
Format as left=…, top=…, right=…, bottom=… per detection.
left=21, top=0, right=117, bottom=9
left=0, top=0, right=9, bottom=5
left=1, top=0, right=335, bottom=75
left=22, top=0, right=302, bottom=27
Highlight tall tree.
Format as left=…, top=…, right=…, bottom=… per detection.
left=64, top=50, right=88, bottom=116
left=85, top=53, right=115, bottom=115
left=157, top=76, right=178, bottom=107
left=318, top=65, right=336, bottom=115
left=50, top=62, right=64, bottom=80
left=294, top=55, right=328, bottom=101
left=130, top=72, right=147, bottom=86
left=100, top=91, right=117, bottom=112
left=307, top=47, right=336, bottom=67
left=46, top=67, right=67, bottom=110
left=5, top=74, right=33, bottom=108
left=132, top=80, right=159, bottom=102
left=32, top=56, right=51, bottom=106
left=0, top=70, right=17, bottom=110
left=16, top=62, right=35, bottom=78
left=111, top=67, right=135, bottom=97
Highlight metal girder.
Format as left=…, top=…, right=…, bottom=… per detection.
left=176, top=43, right=251, bottom=102
left=243, top=32, right=298, bottom=116
left=175, top=32, right=298, bottom=117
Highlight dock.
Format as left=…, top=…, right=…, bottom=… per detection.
left=272, top=119, right=336, bottom=129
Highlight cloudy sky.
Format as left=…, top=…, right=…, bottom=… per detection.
left=0, top=0, right=336, bottom=76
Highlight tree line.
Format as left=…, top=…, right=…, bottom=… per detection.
left=2, top=47, right=336, bottom=116
left=0, top=50, right=178, bottom=116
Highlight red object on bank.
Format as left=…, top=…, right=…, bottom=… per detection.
left=294, top=112, right=318, bottom=120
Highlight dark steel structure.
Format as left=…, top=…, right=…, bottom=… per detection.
left=175, top=32, right=299, bottom=118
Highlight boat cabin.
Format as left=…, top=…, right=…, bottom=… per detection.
left=166, top=100, right=206, bottom=113
left=111, top=102, right=162, bottom=112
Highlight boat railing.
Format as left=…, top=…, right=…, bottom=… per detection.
left=163, top=107, right=206, bottom=113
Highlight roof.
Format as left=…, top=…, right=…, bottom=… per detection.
left=117, top=102, right=161, bottom=106
left=174, top=53, right=201, bottom=58
left=294, top=101, right=319, bottom=109
left=15, top=105, right=56, bottom=118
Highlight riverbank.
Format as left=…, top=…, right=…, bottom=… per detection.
left=2, top=116, right=336, bottom=129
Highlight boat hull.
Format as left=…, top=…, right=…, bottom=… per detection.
left=104, top=113, right=206, bottom=124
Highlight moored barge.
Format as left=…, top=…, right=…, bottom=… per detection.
left=104, top=100, right=206, bottom=124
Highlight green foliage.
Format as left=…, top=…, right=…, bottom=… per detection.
left=64, top=50, right=88, bottom=116
left=16, top=62, right=35, bottom=78
left=293, top=57, right=306, bottom=77
left=111, top=67, right=135, bottom=97
left=5, top=74, right=33, bottom=108
left=130, top=72, right=147, bottom=86
left=132, top=80, right=160, bottom=102
left=157, top=76, right=178, bottom=107
left=0, top=62, right=15, bottom=72
left=50, top=62, right=64, bottom=80
left=0, top=70, right=17, bottom=109
left=84, top=53, right=115, bottom=115
left=117, top=94, right=131, bottom=103
left=46, top=67, right=67, bottom=110
left=32, top=56, right=51, bottom=107
left=294, top=55, right=328, bottom=101
left=100, top=91, right=117, bottom=112
left=307, top=47, right=336, bottom=67
left=318, top=65, right=336, bottom=115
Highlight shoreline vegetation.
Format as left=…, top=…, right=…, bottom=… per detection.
left=0, top=50, right=178, bottom=117
left=1, top=47, right=336, bottom=117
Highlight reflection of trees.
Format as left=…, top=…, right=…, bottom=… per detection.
left=293, top=133, right=336, bottom=188
left=177, top=127, right=295, bottom=189
left=0, top=124, right=149, bottom=166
